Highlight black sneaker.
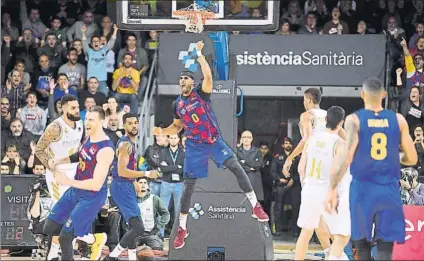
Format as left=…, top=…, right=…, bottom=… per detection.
left=102, top=255, right=119, bottom=261
left=78, top=240, right=91, bottom=259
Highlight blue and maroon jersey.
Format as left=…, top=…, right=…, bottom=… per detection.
left=75, top=137, right=115, bottom=190
left=173, top=88, right=220, bottom=144
left=111, top=135, right=137, bottom=182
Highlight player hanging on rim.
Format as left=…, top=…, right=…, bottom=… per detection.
left=104, top=113, right=160, bottom=261
left=295, top=106, right=351, bottom=260
left=35, top=94, right=102, bottom=260
left=152, top=41, right=269, bottom=250
left=42, top=106, right=115, bottom=261
left=325, top=77, right=418, bottom=260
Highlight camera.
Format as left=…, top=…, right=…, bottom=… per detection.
left=30, top=177, right=49, bottom=197
left=400, top=168, right=416, bottom=187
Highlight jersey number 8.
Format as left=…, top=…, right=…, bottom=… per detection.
left=371, top=133, right=387, bottom=161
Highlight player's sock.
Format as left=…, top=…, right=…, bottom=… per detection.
left=109, top=243, right=126, bottom=258
left=179, top=214, right=188, bottom=230
left=77, top=234, right=95, bottom=244
left=324, top=247, right=330, bottom=259
left=128, top=248, right=137, bottom=260
left=246, top=191, right=258, bottom=207
left=47, top=243, right=60, bottom=260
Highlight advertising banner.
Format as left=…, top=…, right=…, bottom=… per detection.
left=393, top=205, right=424, bottom=260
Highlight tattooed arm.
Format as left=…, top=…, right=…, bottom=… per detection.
left=35, top=122, right=61, bottom=171
left=329, top=114, right=359, bottom=190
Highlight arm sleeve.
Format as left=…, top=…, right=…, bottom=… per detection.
left=197, top=88, right=211, bottom=101
left=69, top=152, right=79, bottom=163
left=172, top=101, right=180, bottom=119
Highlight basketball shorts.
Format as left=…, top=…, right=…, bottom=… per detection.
left=47, top=187, right=107, bottom=237
left=297, top=181, right=328, bottom=229
left=350, top=179, right=405, bottom=243
left=45, top=163, right=78, bottom=204
left=183, top=137, right=233, bottom=178
left=110, top=179, right=140, bottom=222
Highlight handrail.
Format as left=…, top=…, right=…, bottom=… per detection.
left=236, top=86, right=244, bottom=117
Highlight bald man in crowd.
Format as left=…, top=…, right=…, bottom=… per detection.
left=236, top=130, right=265, bottom=203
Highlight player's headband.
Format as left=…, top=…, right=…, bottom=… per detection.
left=180, top=71, right=195, bottom=80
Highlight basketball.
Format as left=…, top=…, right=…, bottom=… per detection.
left=136, top=245, right=154, bottom=261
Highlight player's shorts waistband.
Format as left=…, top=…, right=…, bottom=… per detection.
left=112, top=176, right=134, bottom=183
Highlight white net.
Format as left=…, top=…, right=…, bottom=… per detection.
left=173, top=3, right=215, bottom=34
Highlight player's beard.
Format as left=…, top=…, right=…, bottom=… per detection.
left=66, top=112, right=81, bottom=121
left=127, top=130, right=138, bottom=137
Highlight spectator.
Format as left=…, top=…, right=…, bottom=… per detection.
left=355, top=20, right=371, bottom=34
left=2, top=71, right=27, bottom=116
left=410, top=36, right=424, bottom=57
left=400, top=38, right=424, bottom=92
left=20, top=0, right=47, bottom=40
left=409, top=22, right=424, bottom=50
left=339, top=0, right=358, bottom=32
left=82, top=24, right=118, bottom=96
left=297, top=12, right=318, bottom=34
left=1, top=13, right=19, bottom=41
left=1, top=165, right=10, bottom=175
left=78, top=77, right=106, bottom=109
left=80, top=97, right=96, bottom=122
left=14, top=29, right=40, bottom=74
left=382, top=0, right=402, bottom=30
left=71, top=39, right=87, bottom=67
left=258, top=141, right=273, bottom=226
left=399, top=86, right=424, bottom=137
left=275, top=19, right=295, bottom=35
left=8, top=60, right=31, bottom=86
left=51, top=73, right=78, bottom=102
left=67, top=10, right=99, bottom=43
left=280, top=0, right=304, bottom=32
left=43, top=17, right=67, bottom=47
left=412, top=125, right=424, bottom=176
left=48, top=84, right=63, bottom=122
left=145, top=31, right=160, bottom=51
left=1, top=98, right=12, bottom=130
left=32, top=54, right=56, bottom=102
left=54, top=0, right=80, bottom=27
left=145, top=130, right=168, bottom=196
left=236, top=130, right=264, bottom=202
left=383, top=16, right=405, bottom=66
left=112, top=54, right=141, bottom=113
left=26, top=141, right=38, bottom=172
left=1, top=144, right=26, bottom=175
left=1, top=118, right=37, bottom=161
left=136, top=177, right=170, bottom=251
left=37, top=32, right=67, bottom=71
left=20, top=91, right=48, bottom=136
left=2, top=35, right=14, bottom=79
left=322, top=7, right=349, bottom=35
left=400, top=167, right=424, bottom=205
left=314, top=0, right=329, bottom=30
left=32, top=163, right=46, bottom=175
left=97, top=16, right=121, bottom=51
left=405, top=0, right=424, bottom=29
left=103, top=114, right=124, bottom=145
left=103, top=96, right=130, bottom=129
left=58, top=48, right=87, bottom=91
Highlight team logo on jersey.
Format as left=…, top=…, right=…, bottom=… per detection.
left=180, top=108, right=186, bottom=115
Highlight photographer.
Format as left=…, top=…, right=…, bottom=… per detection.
left=400, top=167, right=424, bottom=206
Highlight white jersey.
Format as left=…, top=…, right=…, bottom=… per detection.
left=304, top=131, right=341, bottom=185
left=299, top=108, right=327, bottom=137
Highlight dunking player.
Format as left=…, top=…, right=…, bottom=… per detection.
left=35, top=95, right=101, bottom=260
left=104, top=113, right=160, bottom=261
left=326, top=77, right=418, bottom=260
left=152, top=41, right=269, bottom=250
left=295, top=106, right=351, bottom=260
left=42, top=106, right=115, bottom=261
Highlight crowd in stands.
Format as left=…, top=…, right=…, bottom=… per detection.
left=1, top=0, right=424, bottom=254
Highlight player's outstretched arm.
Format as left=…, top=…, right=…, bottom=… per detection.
left=330, top=114, right=359, bottom=189
left=35, top=122, right=61, bottom=171
left=153, top=119, right=183, bottom=136
left=117, top=142, right=160, bottom=179
left=397, top=113, right=418, bottom=166
left=195, top=41, right=213, bottom=94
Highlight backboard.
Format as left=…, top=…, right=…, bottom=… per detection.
left=116, top=0, right=280, bottom=32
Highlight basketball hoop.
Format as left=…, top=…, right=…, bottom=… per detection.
left=173, top=3, right=216, bottom=34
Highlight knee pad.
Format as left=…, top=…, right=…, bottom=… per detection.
left=43, top=219, right=63, bottom=236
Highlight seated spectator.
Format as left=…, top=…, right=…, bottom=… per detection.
left=43, top=17, right=67, bottom=47
left=103, top=114, right=124, bottom=145
left=1, top=118, right=37, bottom=161
left=297, top=12, right=318, bottom=34
left=1, top=13, right=19, bottom=41
left=80, top=97, right=96, bottom=122
left=322, top=7, right=349, bottom=35
left=400, top=167, right=424, bottom=205
left=78, top=77, right=106, bottom=109
left=112, top=54, right=141, bottom=113
left=70, top=39, right=87, bottom=67
left=103, top=97, right=129, bottom=129
left=82, top=24, right=118, bottom=96
left=14, top=29, right=40, bottom=74
left=32, top=162, right=46, bottom=176
left=355, top=20, right=371, bottom=35
left=32, top=54, right=56, bottom=102
left=400, top=38, right=424, bottom=92
left=409, top=22, right=424, bottom=50
left=280, top=0, right=304, bottom=32
left=1, top=98, right=12, bottom=130
left=37, top=32, right=67, bottom=70
left=51, top=73, right=78, bottom=102
left=1, top=145, right=26, bottom=175
left=21, top=91, right=48, bottom=136
left=2, top=71, right=26, bottom=116
left=58, top=48, right=87, bottom=91
left=8, top=60, right=31, bottom=86
left=136, top=177, right=170, bottom=250
left=398, top=86, right=424, bottom=137
left=412, top=125, right=424, bottom=176
left=1, top=165, right=10, bottom=175
left=275, top=19, right=295, bottom=35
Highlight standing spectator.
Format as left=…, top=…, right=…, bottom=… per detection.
left=297, top=12, right=318, bottom=34
left=1, top=145, right=26, bottom=175
left=8, top=60, right=31, bottom=86
left=20, top=0, right=47, bottom=40
left=71, top=39, right=87, bottom=67
left=78, top=77, right=106, bottom=109
left=37, top=32, right=67, bottom=70
left=322, top=7, right=349, bottom=35
left=51, top=73, right=78, bottom=102
left=136, top=177, right=170, bottom=251
left=1, top=118, right=36, bottom=161
left=14, top=29, right=40, bottom=74
left=103, top=114, right=124, bottom=145
left=339, top=0, right=358, bottom=32
left=412, top=125, right=424, bottom=176
left=20, top=91, right=48, bottom=136
left=409, top=22, right=424, bottom=50
left=258, top=141, right=273, bottom=226
left=382, top=0, right=402, bottom=31
left=79, top=97, right=96, bottom=122
left=280, top=0, right=304, bottom=32
left=54, top=0, right=80, bottom=27
left=43, top=17, right=67, bottom=47
left=145, top=130, right=168, bottom=196
left=383, top=16, right=405, bottom=66
left=97, top=16, right=121, bottom=51
left=112, top=54, right=141, bottom=113
left=399, top=86, right=424, bottom=137
left=401, top=38, right=424, bottom=92
left=2, top=72, right=26, bottom=116
left=103, top=97, right=130, bottom=129
left=67, top=11, right=99, bottom=43
left=1, top=13, right=19, bottom=41
left=236, top=130, right=264, bottom=202
left=2, top=35, right=14, bottom=81
left=314, top=0, right=328, bottom=30
left=32, top=54, right=56, bottom=102
left=82, top=24, right=118, bottom=96
left=58, top=48, right=87, bottom=91
left=1, top=98, right=12, bottom=130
